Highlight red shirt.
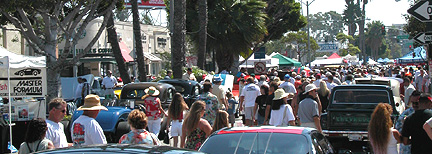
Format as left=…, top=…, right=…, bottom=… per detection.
left=144, top=97, right=162, bottom=120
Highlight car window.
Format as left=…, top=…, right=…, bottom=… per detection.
left=126, top=90, right=146, bottom=98
left=311, top=132, right=335, bottom=154
left=167, top=88, right=174, bottom=100
left=200, top=133, right=308, bottom=154
left=333, top=90, right=390, bottom=104
left=173, top=85, right=185, bottom=94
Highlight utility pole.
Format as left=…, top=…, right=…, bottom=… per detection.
left=303, top=0, right=315, bottom=66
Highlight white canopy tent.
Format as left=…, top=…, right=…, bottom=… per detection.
left=0, top=46, right=46, bottom=150
left=239, top=53, right=279, bottom=68
left=310, top=58, right=344, bottom=66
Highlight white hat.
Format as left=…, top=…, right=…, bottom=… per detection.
left=273, top=89, right=289, bottom=100
left=144, top=86, right=160, bottom=96
left=303, top=84, right=318, bottom=94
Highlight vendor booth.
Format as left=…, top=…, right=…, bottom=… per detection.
left=239, top=53, right=279, bottom=69
left=396, top=46, right=427, bottom=66
left=0, top=46, right=46, bottom=152
left=270, top=53, right=301, bottom=68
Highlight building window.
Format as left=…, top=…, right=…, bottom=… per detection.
left=157, top=37, right=166, bottom=48
left=141, top=34, right=147, bottom=43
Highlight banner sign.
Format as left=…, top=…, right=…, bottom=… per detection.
left=318, top=43, right=339, bottom=52
left=0, top=67, right=47, bottom=97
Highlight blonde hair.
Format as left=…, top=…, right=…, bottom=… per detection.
left=212, top=110, right=229, bottom=133
left=317, top=81, right=330, bottom=96
left=184, top=101, right=206, bottom=135
left=368, top=103, right=393, bottom=154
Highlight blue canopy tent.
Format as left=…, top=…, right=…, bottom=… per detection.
left=397, top=46, right=427, bottom=66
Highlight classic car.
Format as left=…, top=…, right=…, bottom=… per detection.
left=199, top=126, right=336, bottom=154
left=158, top=79, right=201, bottom=107
left=35, top=144, right=204, bottom=154
left=68, top=82, right=176, bottom=143
left=320, top=84, right=402, bottom=152
left=14, top=68, right=41, bottom=76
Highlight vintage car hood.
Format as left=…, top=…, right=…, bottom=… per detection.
left=71, top=106, right=131, bottom=132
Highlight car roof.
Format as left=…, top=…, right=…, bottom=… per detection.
left=122, top=82, right=173, bottom=90
left=35, top=144, right=203, bottom=154
left=216, top=126, right=314, bottom=135
left=158, top=79, right=199, bottom=85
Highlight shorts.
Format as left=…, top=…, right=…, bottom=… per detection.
left=170, top=120, right=182, bottom=137
left=229, top=114, right=235, bottom=123
left=244, top=107, right=254, bottom=120
left=301, top=122, right=316, bottom=129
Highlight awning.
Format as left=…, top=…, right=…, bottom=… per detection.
left=119, top=41, right=134, bottom=62
left=144, top=52, right=162, bottom=62
left=271, top=53, right=301, bottom=67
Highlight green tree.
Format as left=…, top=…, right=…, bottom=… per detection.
left=336, top=33, right=360, bottom=56
left=343, top=0, right=361, bottom=38
left=0, top=0, right=121, bottom=100
left=365, top=20, right=386, bottom=60
left=310, top=11, right=344, bottom=42
left=283, top=31, right=319, bottom=64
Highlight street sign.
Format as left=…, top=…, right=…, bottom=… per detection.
left=407, top=0, right=432, bottom=22
left=397, top=35, right=409, bottom=39
left=254, top=62, right=266, bottom=74
left=254, top=47, right=265, bottom=59
left=413, top=32, right=432, bottom=44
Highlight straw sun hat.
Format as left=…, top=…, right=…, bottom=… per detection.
left=77, top=94, right=108, bottom=111
left=144, top=86, right=160, bottom=96
left=273, top=89, right=289, bottom=100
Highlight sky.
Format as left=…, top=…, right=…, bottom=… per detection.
left=149, top=0, right=412, bottom=27
left=299, top=0, right=412, bottom=26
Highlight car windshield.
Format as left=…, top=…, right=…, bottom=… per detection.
left=333, top=90, right=390, bottom=104
left=200, top=133, right=309, bottom=154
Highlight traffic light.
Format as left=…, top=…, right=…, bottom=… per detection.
left=381, top=26, right=386, bottom=35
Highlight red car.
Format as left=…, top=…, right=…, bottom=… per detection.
left=199, top=126, right=335, bottom=154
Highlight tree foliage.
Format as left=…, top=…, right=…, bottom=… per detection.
left=343, top=0, right=361, bottom=37
left=309, top=11, right=344, bottom=42
left=0, top=0, right=122, bottom=100
left=336, top=32, right=360, bottom=56
left=283, top=31, right=319, bottom=63
left=365, top=20, right=385, bottom=60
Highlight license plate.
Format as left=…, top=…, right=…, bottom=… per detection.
left=348, top=134, right=362, bottom=141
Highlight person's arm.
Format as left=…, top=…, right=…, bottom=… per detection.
left=402, top=136, right=410, bottom=145
left=47, top=140, right=55, bottom=150
left=313, top=116, right=322, bottom=133
left=157, top=98, right=168, bottom=117
left=392, top=129, right=402, bottom=143
left=315, top=95, right=322, bottom=116
left=253, top=103, right=258, bottom=122
left=423, top=122, right=432, bottom=140
left=166, top=116, right=171, bottom=132
left=292, top=95, right=298, bottom=116
left=239, top=96, right=245, bottom=111
left=201, top=119, right=213, bottom=138
left=180, top=124, right=187, bottom=148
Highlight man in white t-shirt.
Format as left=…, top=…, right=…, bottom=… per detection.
left=239, top=77, right=261, bottom=126
left=46, top=98, right=71, bottom=148
left=71, top=94, right=108, bottom=146
left=102, top=70, right=117, bottom=100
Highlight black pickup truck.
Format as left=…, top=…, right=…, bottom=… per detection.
left=320, top=84, right=403, bottom=151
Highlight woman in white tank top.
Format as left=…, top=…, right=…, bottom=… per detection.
left=368, top=103, right=402, bottom=154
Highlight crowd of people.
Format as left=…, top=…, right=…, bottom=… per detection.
left=16, top=64, right=432, bottom=153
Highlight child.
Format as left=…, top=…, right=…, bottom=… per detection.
left=226, top=92, right=238, bottom=127
left=166, top=93, right=189, bottom=147
left=212, top=110, right=229, bottom=133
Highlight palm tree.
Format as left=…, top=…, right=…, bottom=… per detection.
left=107, top=13, right=131, bottom=84
left=132, top=0, right=147, bottom=81
left=172, top=0, right=186, bottom=78
left=197, top=0, right=207, bottom=70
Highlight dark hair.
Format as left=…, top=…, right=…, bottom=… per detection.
left=269, top=81, right=279, bottom=91
left=271, top=99, right=284, bottom=110
left=246, top=77, right=254, bottom=84
left=411, top=90, right=421, bottom=97
left=260, top=85, right=269, bottom=95
left=24, top=118, right=47, bottom=143
left=168, top=93, right=188, bottom=120
left=346, top=74, right=353, bottom=81
left=187, top=68, right=192, bottom=72
left=167, top=70, right=172, bottom=74
left=327, top=75, right=334, bottom=81
left=419, top=93, right=432, bottom=104
left=48, top=98, right=66, bottom=111
left=128, top=109, right=148, bottom=129
left=203, top=82, right=212, bottom=93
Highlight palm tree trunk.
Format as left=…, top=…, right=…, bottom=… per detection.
left=132, top=0, right=147, bottom=81
left=197, top=0, right=207, bottom=70
left=107, top=13, right=131, bottom=84
left=172, top=0, right=186, bottom=79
